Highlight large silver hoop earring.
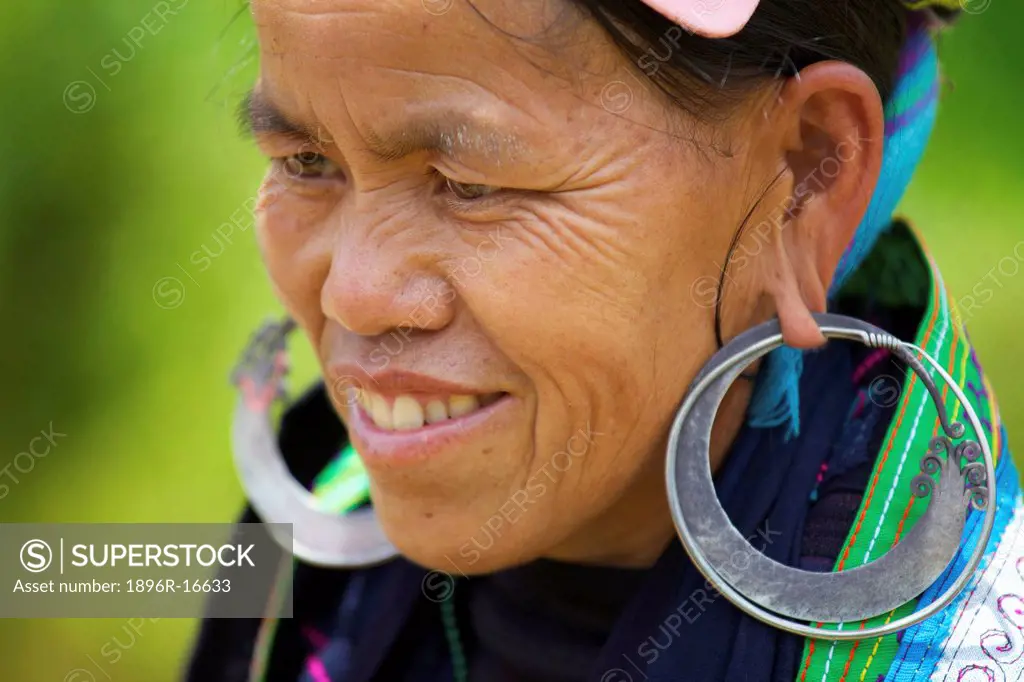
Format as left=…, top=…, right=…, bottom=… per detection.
left=229, top=317, right=398, bottom=568
left=666, top=312, right=995, bottom=641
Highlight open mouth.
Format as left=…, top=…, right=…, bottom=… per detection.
left=355, top=390, right=508, bottom=431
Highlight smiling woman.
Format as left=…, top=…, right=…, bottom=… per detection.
left=185, top=1, right=1023, bottom=682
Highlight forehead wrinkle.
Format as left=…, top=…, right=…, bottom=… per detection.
left=333, top=57, right=542, bottom=166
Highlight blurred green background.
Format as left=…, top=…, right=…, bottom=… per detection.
left=1, top=2, right=1022, bottom=680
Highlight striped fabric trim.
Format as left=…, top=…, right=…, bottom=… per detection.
left=881, top=434, right=1021, bottom=680
left=797, top=230, right=1008, bottom=681
left=310, top=442, right=371, bottom=514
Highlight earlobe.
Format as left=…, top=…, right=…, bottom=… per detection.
left=767, top=227, right=827, bottom=349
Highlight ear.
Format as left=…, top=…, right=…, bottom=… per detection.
left=760, top=61, right=885, bottom=349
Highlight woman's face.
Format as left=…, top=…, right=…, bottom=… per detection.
left=249, top=0, right=779, bottom=572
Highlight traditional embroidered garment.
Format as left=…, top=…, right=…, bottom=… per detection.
left=186, top=221, right=1024, bottom=682
left=795, top=233, right=1021, bottom=681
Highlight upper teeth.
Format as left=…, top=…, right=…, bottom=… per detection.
left=356, top=391, right=492, bottom=431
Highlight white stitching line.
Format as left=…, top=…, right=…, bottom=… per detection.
left=892, top=337, right=1011, bottom=679
left=861, top=314, right=951, bottom=563
left=817, top=263, right=950, bottom=682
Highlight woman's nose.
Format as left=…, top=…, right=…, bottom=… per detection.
left=320, top=241, right=455, bottom=338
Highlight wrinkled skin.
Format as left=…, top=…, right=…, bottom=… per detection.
left=247, top=0, right=882, bottom=573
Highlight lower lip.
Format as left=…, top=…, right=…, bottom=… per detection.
left=344, top=394, right=518, bottom=466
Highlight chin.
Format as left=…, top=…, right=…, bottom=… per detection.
left=372, top=493, right=544, bottom=576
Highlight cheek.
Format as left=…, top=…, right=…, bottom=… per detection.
left=255, top=181, right=335, bottom=330
left=455, top=193, right=718, bottom=480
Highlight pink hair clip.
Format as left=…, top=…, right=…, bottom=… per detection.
left=639, top=0, right=762, bottom=37
left=641, top=0, right=964, bottom=37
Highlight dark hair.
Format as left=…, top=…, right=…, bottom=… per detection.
left=572, top=0, right=913, bottom=118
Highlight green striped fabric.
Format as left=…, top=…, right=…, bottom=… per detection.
left=310, top=442, right=372, bottom=514
left=796, top=232, right=1001, bottom=682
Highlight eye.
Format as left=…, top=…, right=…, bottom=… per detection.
left=276, top=150, right=342, bottom=181
left=444, top=176, right=500, bottom=201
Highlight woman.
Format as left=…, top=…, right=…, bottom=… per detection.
left=188, top=0, right=1023, bottom=680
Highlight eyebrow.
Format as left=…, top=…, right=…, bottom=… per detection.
left=239, top=90, right=331, bottom=147
left=363, top=118, right=526, bottom=165
left=239, top=88, right=527, bottom=164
